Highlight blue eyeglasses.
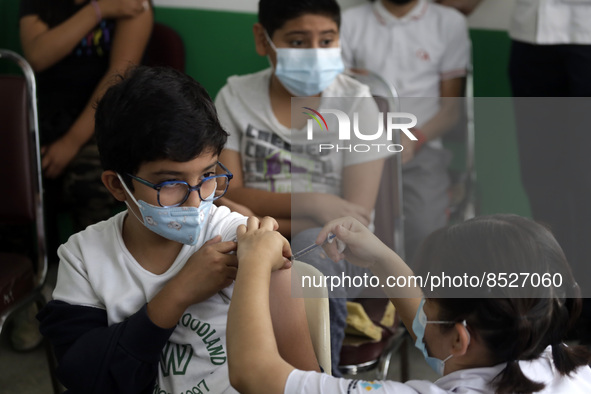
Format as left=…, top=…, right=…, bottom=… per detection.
left=126, top=162, right=233, bottom=207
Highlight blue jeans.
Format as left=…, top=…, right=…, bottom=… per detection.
left=292, top=227, right=372, bottom=377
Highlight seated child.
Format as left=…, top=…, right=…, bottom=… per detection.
left=216, top=0, right=390, bottom=239
left=215, top=0, right=392, bottom=374
left=37, top=66, right=319, bottom=393
left=228, top=214, right=591, bottom=393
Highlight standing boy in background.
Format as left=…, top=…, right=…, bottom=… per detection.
left=341, top=0, right=470, bottom=261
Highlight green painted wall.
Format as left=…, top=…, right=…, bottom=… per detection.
left=0, top=0, right=22, bottom=53
left=0, top=2, right=530, bottom=218
left=469, top=29, right=531, bottom=217
left=153, top=7, right=268, bottom=97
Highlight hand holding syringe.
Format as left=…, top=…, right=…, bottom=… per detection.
left=290, top=232, right=345, bottom=262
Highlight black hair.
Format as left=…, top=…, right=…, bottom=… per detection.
left=95, top=66, right=228, bottom=189
left=413, top=214, right=591, bottom=394
left=258, top=0, right=341, bottom=38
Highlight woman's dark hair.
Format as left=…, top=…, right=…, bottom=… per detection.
left=413, top=214, right=591, bottom=394
left=95, top=66, right=228, bottom=190
left=258, top=0, right=341, bottom=38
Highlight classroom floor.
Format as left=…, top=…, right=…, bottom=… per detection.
left=0, top=262, right=439, bottom=393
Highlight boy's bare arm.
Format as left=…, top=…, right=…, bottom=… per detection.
left=220, top=149, right=368, bottom=227
left=399, top=77, right=464, bottom=164
left=228, top=217, right=296, bottom=394
left=418, top=77, right=465, bottom=141
left=269, top=268, right=321, bottom=372
left=220, top=149, right=292, bottom=218
left=220, top=146, right=385, bottom=229
left=343, top=158, right=384, bottom=213
left=290, top=159, right=384, bottom=227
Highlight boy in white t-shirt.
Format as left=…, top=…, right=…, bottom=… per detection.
left=341, top=0, right=470, bottom=261
left=36, top=66, right=319, bottom=393
left=216, top=0, right=394, bottom=376
left=216, top=0, right=392, bottom=239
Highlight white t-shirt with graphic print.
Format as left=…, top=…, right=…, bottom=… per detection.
left=215, top=68, right=393, bottom=197
left=53, top=206, right=246, bottom=394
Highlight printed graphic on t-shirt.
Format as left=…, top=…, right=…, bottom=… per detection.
left=75, top=20, right=114, bottom=57
left=347, top=380, right=384, bottom=393
left=156, top=312, right=231, bottom=393
left=241, top=124, right=341, bottom=194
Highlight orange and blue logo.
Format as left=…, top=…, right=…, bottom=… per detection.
left=359, top=381, right=383, bottom=391
left=302, top=107, right=329, bottom=132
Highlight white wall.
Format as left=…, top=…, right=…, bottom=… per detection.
left=467, top=0, right=514, bottom=31
left=153, top=0, right=514, bottom=31
left=151, top=0, right=356, bottom=13
left=153, top=0, right=259, bottom=13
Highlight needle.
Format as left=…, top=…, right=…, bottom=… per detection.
left=290, top=233, right=337, bottom=262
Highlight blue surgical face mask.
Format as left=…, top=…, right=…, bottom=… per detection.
left=265, top=31, right=345, bottom=97
left=118, top=174, right=213, bottom=246
left=412, top=298, right=470, bottom=376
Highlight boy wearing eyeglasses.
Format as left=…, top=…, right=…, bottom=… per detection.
left=37, top=66, right=319, bottom=393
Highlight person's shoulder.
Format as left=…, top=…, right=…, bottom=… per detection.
left=210, top=204, right=247, bottom=222
left=219, top=68, right=272, bottom=97
left=62, top=212, right=124, bottom=253
left=324, top=73, right=372, bottom=98
left=428, top=1, right=467, bottom=24
left=204, top=205, right=247, bottom=242
left=342, top=3, right=373, bottom=21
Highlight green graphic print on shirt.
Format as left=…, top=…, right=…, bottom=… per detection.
left=160, top=312, right=227, bottom=377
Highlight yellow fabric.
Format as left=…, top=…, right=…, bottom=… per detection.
left=344, top=301, right=382, bottom=341
left=380, top=302, right=395, bottom=327
left=344, top=301, right=396, bottom=341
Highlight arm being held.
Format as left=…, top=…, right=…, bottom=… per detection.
left=228, top=217, right=296, bottom=394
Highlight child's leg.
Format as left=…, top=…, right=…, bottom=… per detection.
left=402, top=146, right=451, bottom=263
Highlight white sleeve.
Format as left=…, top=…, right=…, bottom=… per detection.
left=205, top=205, right=247, bottom=242
left=215, top=84, right=241, bottom=152
left=439, top=10, right=470, bottom=80
left=52, top=241, right=103, bottom=308
left=284, top=370, right=425, bottom=394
